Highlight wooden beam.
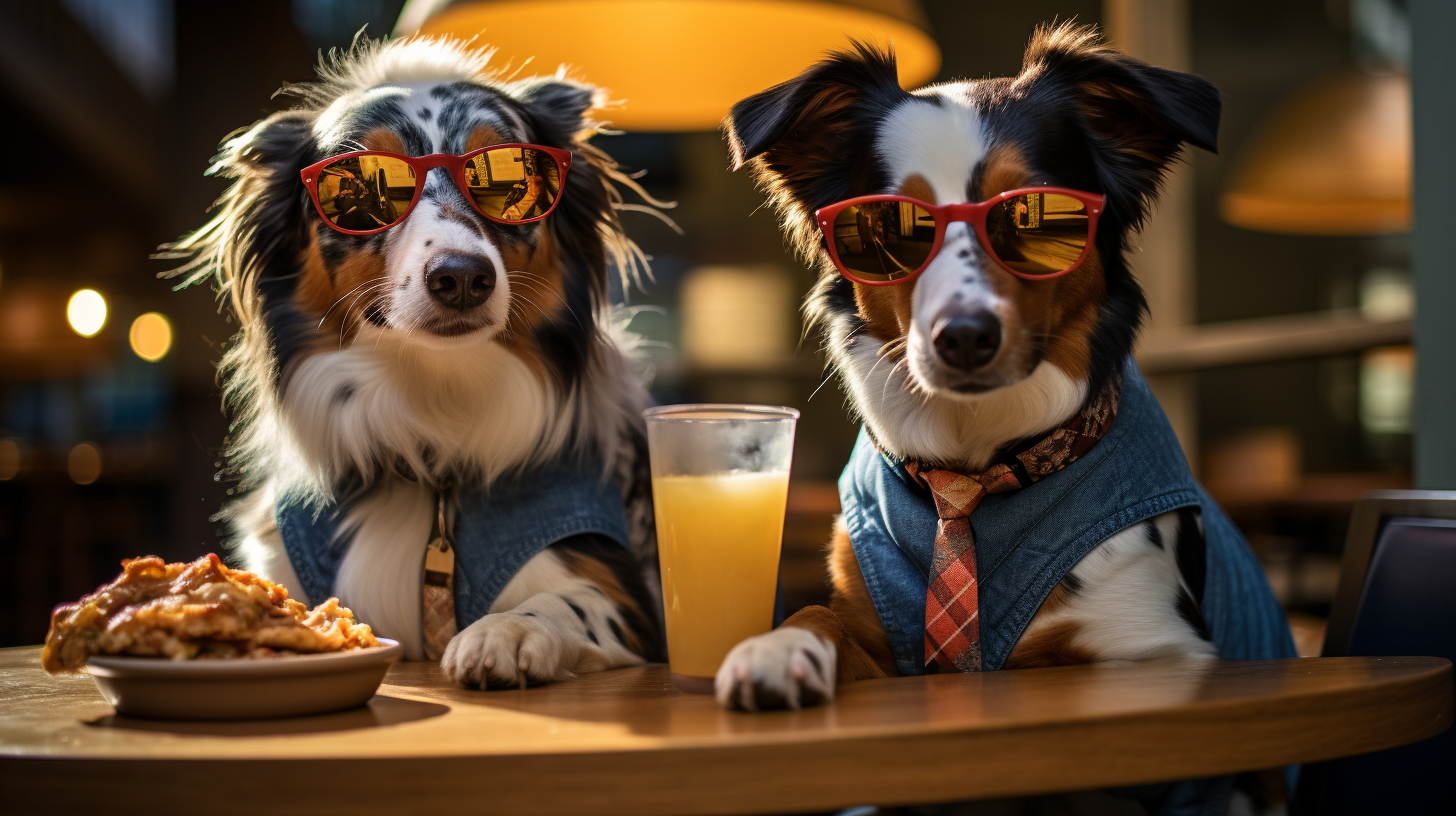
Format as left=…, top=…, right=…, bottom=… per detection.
left=1137, top=310, right=1412, bottom=375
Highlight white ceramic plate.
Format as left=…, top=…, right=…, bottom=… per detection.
left=86, top=638, right=403, bottom=720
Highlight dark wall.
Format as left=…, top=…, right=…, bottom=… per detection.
left=0, top=0, right=400, bottom=647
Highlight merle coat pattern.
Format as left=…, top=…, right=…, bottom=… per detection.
left=171, top=37, right=664, bottom=686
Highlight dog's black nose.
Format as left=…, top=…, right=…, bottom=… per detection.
left=933, top=312, right=1002, bottom=371
left=425, top=251, right=496, bottom=311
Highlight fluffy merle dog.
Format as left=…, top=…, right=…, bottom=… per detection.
left=171, top=37, right=664, bottom=686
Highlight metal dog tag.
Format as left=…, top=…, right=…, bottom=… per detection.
left=422, top=494, right=458, bottom=661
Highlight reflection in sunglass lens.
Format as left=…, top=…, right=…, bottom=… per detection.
left=985, top=192, right=1091, bottom=276
left=829, top=200, right=937, bottom=282
left=317, top=155, right=417, bottom=231
left=463, top=147, right=562, bottom=222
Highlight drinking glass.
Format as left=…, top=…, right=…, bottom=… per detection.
left=644, top=404, right=799, bottom=693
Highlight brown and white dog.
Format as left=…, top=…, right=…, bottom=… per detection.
left=716, top=25, right=1225, bottom=709
left=170, top=37, right=664, bottom=686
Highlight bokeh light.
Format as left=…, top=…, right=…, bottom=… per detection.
left=67, top=443, right=103, bottom=485
left=66, top=289, right=107, bottom=337
left=129, top=312, right=173, bottom=362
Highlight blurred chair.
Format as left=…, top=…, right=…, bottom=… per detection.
left=1293, top=490, right=1456, bottom=815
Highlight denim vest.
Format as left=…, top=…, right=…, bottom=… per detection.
left=275, top=454, right=630, bottom=632
left=839, top=358, right=1295, bottom=675
left=840, top=360, right=1296, bottom=815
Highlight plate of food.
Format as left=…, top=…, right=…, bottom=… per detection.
left=43, top=554, right=403, bottom=719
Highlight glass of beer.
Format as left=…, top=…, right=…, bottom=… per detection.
left=644, top=404, right=798, bottom=693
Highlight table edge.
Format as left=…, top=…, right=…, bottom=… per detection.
left=0, top=657, right=1450, bottom=816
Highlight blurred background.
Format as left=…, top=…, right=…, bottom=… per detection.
left=0, top=0, right=1434, bottom=650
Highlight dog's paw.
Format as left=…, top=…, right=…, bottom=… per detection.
left=714, top=627, right=836, bottom=712
left=441, top=612, right=580, bottom=689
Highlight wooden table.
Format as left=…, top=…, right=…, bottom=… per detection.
left=0, top=648, right=1449, bottom=815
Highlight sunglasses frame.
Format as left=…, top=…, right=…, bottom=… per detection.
left=813, top=187, right=1105, bottom=286
left=299, top=143, right=574, bottom=236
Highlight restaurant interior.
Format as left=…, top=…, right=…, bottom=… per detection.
left=0, top=0, right=1451, bottom=813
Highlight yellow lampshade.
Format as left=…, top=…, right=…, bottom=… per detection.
left=396, top=0, right=941, bottom=131
left=1220, top=71, right=1410, bottom=235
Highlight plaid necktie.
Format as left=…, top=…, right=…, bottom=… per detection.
left=899, top=383, right=1119, bottom=673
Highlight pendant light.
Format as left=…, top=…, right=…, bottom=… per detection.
left=1220, top=70, right=1410, bottom=235
left=395, top=0, right=941, bottom=131
left=1220, top=0, right=1411, bottom=235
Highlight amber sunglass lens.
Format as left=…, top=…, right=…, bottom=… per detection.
left=829, top=200, right=937, bottom=282
left=464, top=147, right=562, bottom=222
left=985, top=192, right=1091, bottom=276
left=316, top=155, right=417, bottom=231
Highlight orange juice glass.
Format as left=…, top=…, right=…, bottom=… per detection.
left=644, top=404, right=798, bottom=693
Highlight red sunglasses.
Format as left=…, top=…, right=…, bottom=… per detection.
left=300, top=144, right=573, bottom=235
left=813, top=187, right=1105, bottom=285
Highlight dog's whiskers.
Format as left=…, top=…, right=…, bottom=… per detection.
left=880, top=353, right=914, bottom=407
left=509, top=271, right=585, bottom=331
left=321, top=278, right=389, bottom=328
left=334, top=281, right=394, bottom=348
left=806, top=371, right=838, bottom=403
left=506, top=282, right=560, bottom=327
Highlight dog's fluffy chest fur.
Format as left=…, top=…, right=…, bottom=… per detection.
left=279, top=328, right=562, bottom=498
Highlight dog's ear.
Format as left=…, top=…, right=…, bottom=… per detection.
left=514, top=77, right=600, bottom=143
left=224, top=110, right=319, bottom=179
left=215, top=111, right=319, bottom=292
left=723, top=42, right=908, bottom=255
left=166, top=110, right=318, bottom=310
left=725, top=41, right=905, bottom=171
left=1017, top=22, right=1220, bottom=229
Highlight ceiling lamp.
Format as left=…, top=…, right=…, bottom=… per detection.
left=1220, top=70, right=1410, bottom=235
left=395, top=0, right=941, bottom=131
